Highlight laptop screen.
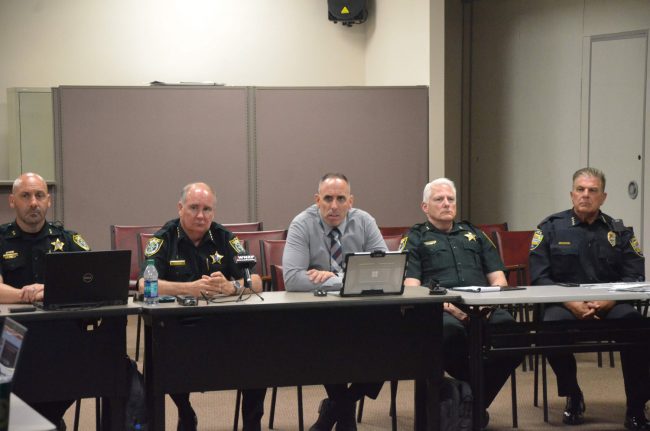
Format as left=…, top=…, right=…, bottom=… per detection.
left=0, top=318, right=27, bottom=382
left=42, top=250, right=131, bottom=310
left=340, top=251, right=408, bottom=297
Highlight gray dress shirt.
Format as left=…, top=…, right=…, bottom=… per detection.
left=283, top=205, right=387, bottom=291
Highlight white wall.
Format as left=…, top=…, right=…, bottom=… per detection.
left=0, top=0, right=431, bottom=179
left=468, top=0, right=650, bottom=232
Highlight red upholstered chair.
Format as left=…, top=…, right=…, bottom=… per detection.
left=110, top=226, right=161, bottom=362
left=222, top=221, right=263, bottom=232
left=260, top=240, right=287, bottom=291
left=110, top=225, right=162, bottom=290
left=231, top=230, right=288, bottom=275
left=494, top=230, right=534, bottom=286
left=378, top=226, right=411, bottom=237
left=382, top=234, right=404, bottom=252
left=476, top=222, right=509, bottom=237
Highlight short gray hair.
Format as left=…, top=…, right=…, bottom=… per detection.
left=573, top=167, right=606, bottom=191
left=422, top=178, right=457, bottom=203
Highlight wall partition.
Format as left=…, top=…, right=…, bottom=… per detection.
left=53, top=86, right=428, bottom=249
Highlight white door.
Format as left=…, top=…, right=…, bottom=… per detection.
left=585, top=32, right=647, bottom=266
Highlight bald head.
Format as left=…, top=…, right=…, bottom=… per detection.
left=9, top=172, right=51, bottom=233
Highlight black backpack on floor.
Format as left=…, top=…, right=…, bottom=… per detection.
left=440, top=376, right=473, bottom=431
left=125, top=358, right=148, bottom=430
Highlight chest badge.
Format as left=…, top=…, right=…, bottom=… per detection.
left=2, top=251, right=18, bottom=260
left=210, top=251, right=223, bottom=264
left=464, top=232, right=477, bottom=242
left=607, top=231, right=616, bottom=247
left=51, top=238, right=65, bottom=251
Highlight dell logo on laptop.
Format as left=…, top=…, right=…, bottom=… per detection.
left=82, top=273, right=94, bottom=283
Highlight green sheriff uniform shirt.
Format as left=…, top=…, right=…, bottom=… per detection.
left=139, top=218, right=246, bottom=283
left=0, top=221, right=90, bottom=288
left=402, top=221, right=504, bottom=287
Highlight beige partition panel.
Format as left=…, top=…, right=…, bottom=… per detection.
left=55, top=86, right=249, bottom=249
left=255, top=87, right=429, bottom=229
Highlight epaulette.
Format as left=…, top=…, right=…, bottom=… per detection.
left=537, top=210, right=568, bottom=229
left=458, top=220, right=477, bottom=231
left=412, top=222, right=428, bottom=232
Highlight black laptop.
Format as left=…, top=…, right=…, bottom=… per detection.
left=339, top=251, right=408, bottom=297
left=38, top=250, right=131, bottom=310
left=0, top=318, right=27, bottom=382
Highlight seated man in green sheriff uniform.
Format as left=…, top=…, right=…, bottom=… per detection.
left=0, top=172, right=90, bottom=430
left=138, top=182, right=264, bottom=431
left=401, top=177, right=522, bottom=430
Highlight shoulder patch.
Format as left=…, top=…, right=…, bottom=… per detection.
left=73, top=234, right=90, bottom=251
left=530, top=229, right=543, bottom=251
left=630, top=236, right=643, bottom=257
left=398, top=236, right=408, bottom=252
left=144, top=237, right=163, bottom=257
left=229, top=237, right=246, bottom=254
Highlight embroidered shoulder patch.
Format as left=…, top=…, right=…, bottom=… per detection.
left=229, top=237, right=246, bottom=254
left=398, top=236, right=408, bottom=252
left=630, top=236, right=643, bottom=257
left=73, top=234, right=90, bottom=251
left=530, top=229, right=543, bottom=251
left=144, top=237, right=163, bottom=257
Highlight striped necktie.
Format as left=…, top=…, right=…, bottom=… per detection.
left=329, top=228, right=343, bottom=273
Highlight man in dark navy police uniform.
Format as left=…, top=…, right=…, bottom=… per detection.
left=0, top=172, right=90, bottom=430
left=530, top=167, right=649, bottom=430
left=402, top=177, right=522, bottom=430
left=138, top=182, right=264, bottom=431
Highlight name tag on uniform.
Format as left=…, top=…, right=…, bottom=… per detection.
left=2, top=251, right=18, bottom=260
left=557, top=241, right=571, bottom=245
left=169, top=260, right=186, bottom=266
left=424, top=240, right=437, bottom=246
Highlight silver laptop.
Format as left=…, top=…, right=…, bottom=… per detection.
left=339, top=251, right=408, bottom=297
left=0, top=318, right=27, bottom=382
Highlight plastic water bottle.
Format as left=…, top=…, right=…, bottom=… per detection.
left=143, top=259, right=159, bottom=305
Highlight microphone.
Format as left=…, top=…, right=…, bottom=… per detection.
left=234, top=254, right=256, bottom=288
left=233, top=255, right=263, bottom=301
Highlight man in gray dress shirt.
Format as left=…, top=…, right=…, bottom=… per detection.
left=282, top=173, right=387, bottom=431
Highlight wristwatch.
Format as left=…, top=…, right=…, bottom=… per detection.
left=231, top=280, right=242, bottom=295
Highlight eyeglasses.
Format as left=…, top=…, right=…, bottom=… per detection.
left=200, top=290, right=252, bottom=304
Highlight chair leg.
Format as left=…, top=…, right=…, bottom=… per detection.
left=533, top=354, right=539, bottom=407
left=95, top=397, right=101, bottom=430
left=135, top=314, right=142, bottom=362
left=268, top=387, right=278, bottom=429
left=390, top=380, right=398, bottom=431
left=73, top=399, right=81, bottom=431
left=233, top=389, right=242, bottom=431
left=542, top=355, right=549, bottom=423
left=597, top=351, right=603, bottom=367
left=608, top=349, right=615, bottom=367
left=510, top=371, right=518, bottom=428
left=297, top=385, right=304, bottom=431
left=356, top=396, right=365, bottom=423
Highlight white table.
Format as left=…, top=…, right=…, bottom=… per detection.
left=8, top=394, right=56, bottom=431
left=453, top=284, right=650, bottom=431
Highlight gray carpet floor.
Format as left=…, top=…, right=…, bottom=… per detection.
left=65, top=316, right=644, bottom=430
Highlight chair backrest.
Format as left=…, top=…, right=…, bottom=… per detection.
left=379, top=226, right=411, bottom=237
left=494, top=230, right=535, bottom=286
left=222, top=222, right=263, bottom=232
left=137, top=233, right=156, bottom=271
left=260, top=239, right=287, bottom=278
left=382, top=234, right=404, bottom=252
left=232, top=230, right=288, bottom=274
left=110, top=225, right=161, bottom=289
left=270, top=264, right=286, bottom=291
